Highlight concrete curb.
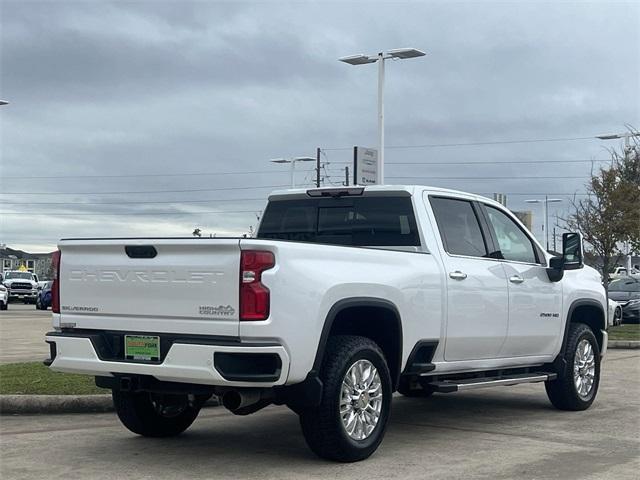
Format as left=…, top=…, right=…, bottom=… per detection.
left=608, top=340, right=640, bottom=349
left=0, top=394, right=114, bottom=415
left=0, top=394, right=220, bottom=415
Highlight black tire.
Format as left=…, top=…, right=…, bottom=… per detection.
left=112, top=390, right=202, bottom=437
left=299, top=335, right=392, bottom=462
left=0, top=302, right=6, bottom=311
left=545, top=322, right=601, bottom=411
left=35, top=298, right=42, bottom=310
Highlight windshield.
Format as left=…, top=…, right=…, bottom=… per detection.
left=5, top=272, right=34, bottom=280
left=258, top=196, right=420, bottom=247
left=609, top=279, right=640, bottom=292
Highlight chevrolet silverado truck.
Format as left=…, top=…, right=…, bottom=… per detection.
left=45, top=185, right=607, bottom=462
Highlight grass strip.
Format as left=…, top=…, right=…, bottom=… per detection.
left=0, top=362, right=105, bottom=395
left=608, top=323, right=640, bottom=341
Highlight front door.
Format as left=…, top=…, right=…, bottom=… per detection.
left=428, top=196, right=509, bottom=361
left=481, top=205, right=563, bottom=357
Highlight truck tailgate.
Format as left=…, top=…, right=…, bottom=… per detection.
left=57, top=239, right=241, bottom=337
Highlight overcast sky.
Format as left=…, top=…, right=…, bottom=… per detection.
left=1, top=0, right=638, bottom=252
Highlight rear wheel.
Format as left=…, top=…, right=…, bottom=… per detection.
left=0, top=301, right=6, bottom=311
left=299, top=335, right=392, bottom=462
left=545, top=322, right=600, bottom=411
left=112, top=391, right=203, bottom=437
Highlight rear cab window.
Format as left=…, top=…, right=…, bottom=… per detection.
left=257, top=196, right=420, bottom=247
left=429, top=196, right=488, bottom=258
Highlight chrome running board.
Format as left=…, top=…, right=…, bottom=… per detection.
left=425, top=372, right=557, bottom=393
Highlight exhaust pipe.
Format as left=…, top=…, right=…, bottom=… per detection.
left=222, top=389, right=272, bottom=416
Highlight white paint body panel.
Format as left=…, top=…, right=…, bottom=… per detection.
left=47, top=335, right=289, bottom=387
left=57, top=239, right=241, bottom=337
left=50, top=185, right=607, bottom=387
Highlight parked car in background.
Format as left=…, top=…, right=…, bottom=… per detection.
left=36, top=281, right=53, bottom=310
left=607, top=299, right=623, bottom=327
left=2, top=271, right=39, bottom=304
left=0, top=284, right=8, bottom=310
left=608, top=277, right=640, bottom=323
left=609, top=266, right=640, bottom=281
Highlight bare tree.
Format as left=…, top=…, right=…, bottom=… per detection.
left=615, top=131, right=640, bottom=254
left=565, top=153, right=631, bottom=293
left=192, top=228, right=202, bottom=237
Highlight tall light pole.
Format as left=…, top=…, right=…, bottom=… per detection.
left=339, top=48, right=426, bottom=185
left=526, top=196, right=562, bottom=251
left=270, top=156, right=316, bottom=188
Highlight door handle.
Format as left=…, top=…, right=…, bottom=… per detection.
left=449, top=271, right=467, bottom=280
left=509, top=275, right=525, bottom=284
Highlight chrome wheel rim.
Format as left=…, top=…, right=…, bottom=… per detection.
left=339, top=359, right=383, bottom=441
left=574, top=339, right=596, bottom=399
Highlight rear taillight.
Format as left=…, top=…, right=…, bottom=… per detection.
left=239, top=250, right=275, bottom=321
left=51, top=250, right=61, bottom=313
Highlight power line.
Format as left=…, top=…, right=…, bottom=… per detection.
left=0, top=184, right=291, bottom=196
left=322, top=135, right=599, bottom=151
left=0, top=209, right=263, bottom=216
left=0, top=159, right=610, bottom=181
left=387, top=175, right=589, bottom=180
left=1, top=169, right=318, bottom=181
left=387, top=159, right=610, bottom=166
left=0, top=197, right=267, bottom=206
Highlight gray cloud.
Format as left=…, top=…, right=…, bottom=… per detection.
left=1, top=0, right=638, bottom=251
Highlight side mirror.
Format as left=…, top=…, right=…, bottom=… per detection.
left=562, top=232, right=584, bottom=270
left=546, top=232, right=584, bottom=282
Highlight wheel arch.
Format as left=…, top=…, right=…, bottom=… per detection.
left=562, top=299, right=606, bottom=354
left=313, top=297, right=403, bottom=390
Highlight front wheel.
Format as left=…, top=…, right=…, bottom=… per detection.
left=112, top=391, right=203, bottom=437
left=545, top=322, right=601, bottom=411
left=299, top=335, right=392, bottom=462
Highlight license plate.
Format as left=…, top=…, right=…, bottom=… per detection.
left=124, top=335, right=160, bottom=361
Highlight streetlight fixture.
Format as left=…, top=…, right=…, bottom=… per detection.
left=270, top=156, right=316, bottom=188
left=339, top=48, right=426, bottom=184
left=526, top=196, right=563, bottom=251
left=596, top=131, right=639, bottom=160
left=0, top=100, right=9, bottom=106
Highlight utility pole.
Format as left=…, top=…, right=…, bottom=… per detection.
left=316, top=147, right=321, bottom=188
left=526, top=196, right=562, bottom=251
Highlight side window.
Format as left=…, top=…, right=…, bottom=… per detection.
left=430, top=197, right=488, bottom=257
left=485, top=206, right=537, bottom=264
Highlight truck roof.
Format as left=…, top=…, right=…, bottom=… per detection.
left=268, top=184, right=504, bottom=208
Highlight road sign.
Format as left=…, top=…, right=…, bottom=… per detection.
left=353, top=147, right=378, bottom=185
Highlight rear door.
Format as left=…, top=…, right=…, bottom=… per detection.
left=58, top=239, right=241, bottom=337
left=428, top=196, right=509, bottom=361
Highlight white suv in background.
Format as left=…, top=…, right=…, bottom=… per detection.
left=0, top=284, right=8, bottom=310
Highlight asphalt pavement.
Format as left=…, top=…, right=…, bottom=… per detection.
left=1, top=349, right=638, bottom=479
left=0, top=303, right=51, bottom=364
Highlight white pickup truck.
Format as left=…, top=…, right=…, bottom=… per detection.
left=45, top=185, right=607, bottom=462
